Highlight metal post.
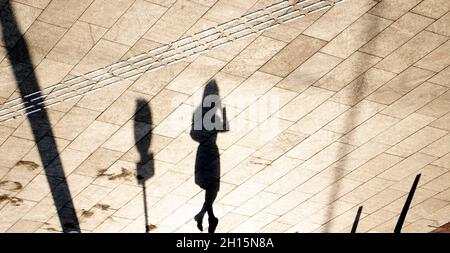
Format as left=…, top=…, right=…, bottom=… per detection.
left=351, top=206, right=363, bottom=233
left=394, top=174, right=421, bottom=233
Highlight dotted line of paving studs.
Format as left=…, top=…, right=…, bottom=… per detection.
left=0, top=0, right=344, bottom=122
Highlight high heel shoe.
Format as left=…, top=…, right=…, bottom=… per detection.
left=208, top=217, right=218, bottom=234
left=194, top=214, right=203, bottom=231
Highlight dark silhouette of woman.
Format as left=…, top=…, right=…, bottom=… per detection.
left=190, top=80, right=228, bottom=233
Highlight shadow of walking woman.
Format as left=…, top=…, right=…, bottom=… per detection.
left=190, top=80, right=229, bottom=233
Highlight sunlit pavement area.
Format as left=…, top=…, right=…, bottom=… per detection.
left=1, top=0, right=450, bottom=233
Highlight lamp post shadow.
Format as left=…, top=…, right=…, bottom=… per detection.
left=134, top=99, right=155, bottom=233
left=322, top=1, right=384, bottom=233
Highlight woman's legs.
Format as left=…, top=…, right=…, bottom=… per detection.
left=205, top=186, right=218, bottom=218
left=206, top=183, right=219, bottom=233
left=195, top=183, right=219, bottom=231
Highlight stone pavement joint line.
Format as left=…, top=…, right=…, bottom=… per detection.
left=0, top=0, right=345, bottom=123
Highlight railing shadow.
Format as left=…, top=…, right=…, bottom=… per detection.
left=0, top=1, right=80, bottom=232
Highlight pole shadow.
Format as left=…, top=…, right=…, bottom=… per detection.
left=134, top=99, right=155, bottom=233
left=323, top=3, right=383, bottom=232
left=0, top=1, right=79, bottom=232
left=190, top=79, right=228, bottom=233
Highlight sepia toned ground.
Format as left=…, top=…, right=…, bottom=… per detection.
left=0, top=0, right=450, bottom=233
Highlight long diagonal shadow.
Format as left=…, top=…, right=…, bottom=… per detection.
left=323, top=3, right=383, bottom=232
left=0, top=1, right=80, bottom=232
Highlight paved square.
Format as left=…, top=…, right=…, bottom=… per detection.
left=0, top=0, right=450, bottom=233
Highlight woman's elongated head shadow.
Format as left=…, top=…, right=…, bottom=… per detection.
left=203, top=79, right=219, bottom=100
left=191, top=79, right=228, bottom=142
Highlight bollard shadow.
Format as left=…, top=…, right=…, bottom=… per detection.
left=190, top=79, right=228, bottom=233
left=0, top=1, right=79, bottom=232
left=134, top=99, right=155, bottom=233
